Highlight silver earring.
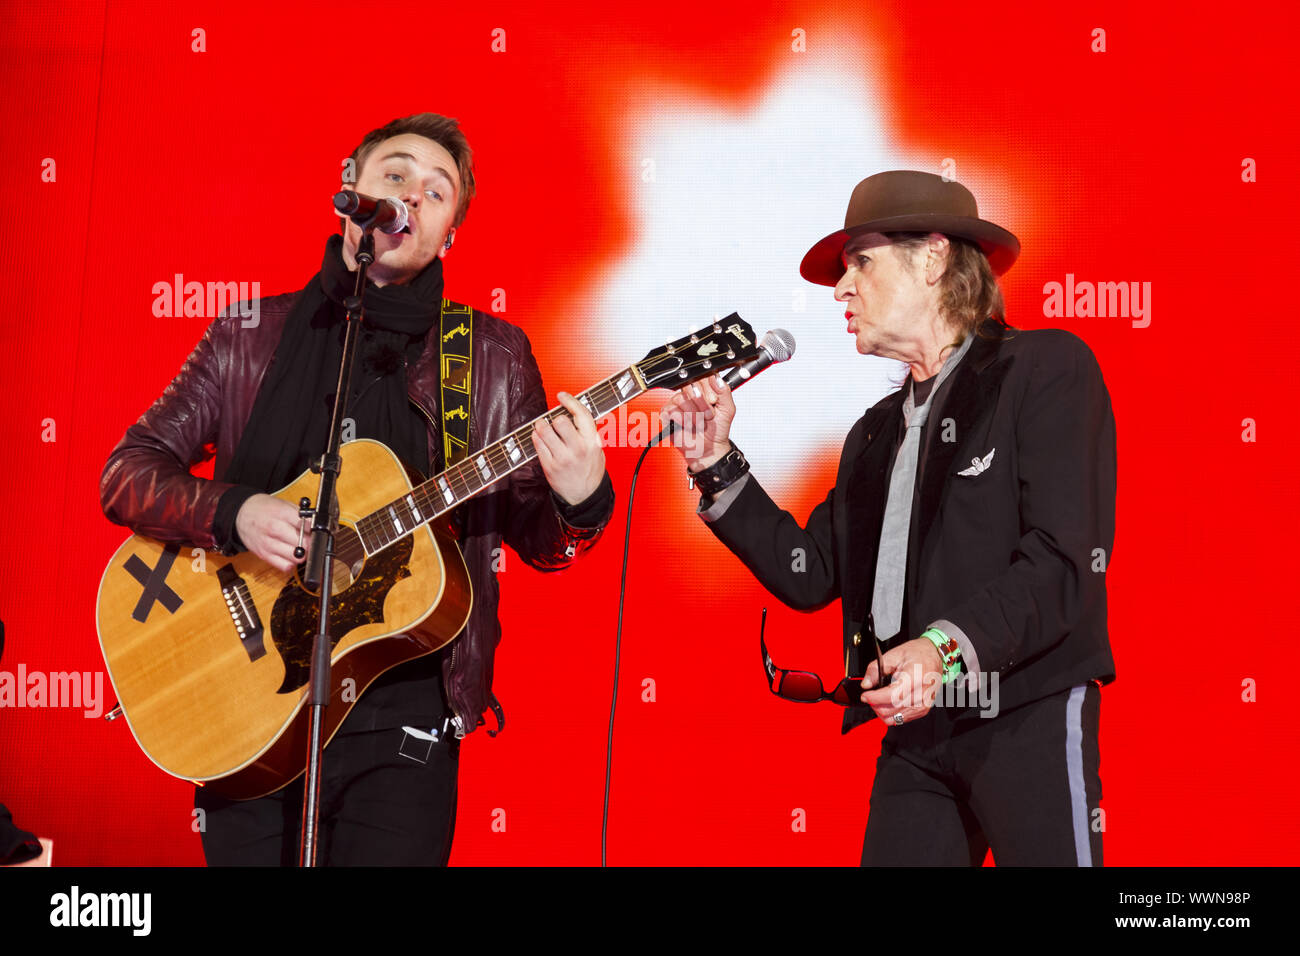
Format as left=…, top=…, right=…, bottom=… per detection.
left=444, top=235, right=453, bottom=249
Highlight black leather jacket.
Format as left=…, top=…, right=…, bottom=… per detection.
left=100, top=290, right=613, bottom=735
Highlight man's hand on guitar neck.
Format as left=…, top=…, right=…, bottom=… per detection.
left=533, top=391, right=607, bottom=506
left=235, top=494, right=304, bottom=573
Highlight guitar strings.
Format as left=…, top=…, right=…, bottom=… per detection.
left=351, top=349, right=731, bottom=553
left=352, top=369, right=632, bottom=549
left=354, top=352, right=725, bottom=551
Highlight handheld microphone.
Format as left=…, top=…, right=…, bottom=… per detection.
left=332, top=191, right=409, bottom=234
left=718, top=328, right=796, bottom=390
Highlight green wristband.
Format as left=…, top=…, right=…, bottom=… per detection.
left=921, top=627, right=963, bottom=685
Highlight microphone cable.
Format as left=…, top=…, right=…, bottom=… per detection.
left=601, top=423, right=674, bottom=866
left=598, top=328, right=792, bottom=865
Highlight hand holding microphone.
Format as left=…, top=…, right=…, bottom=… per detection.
left=659, top=328, right=795, bottom=471
left=661, top=370, right=737, bottom=471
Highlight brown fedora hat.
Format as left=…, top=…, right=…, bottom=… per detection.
left=799, top=170, right=1020, bottom=285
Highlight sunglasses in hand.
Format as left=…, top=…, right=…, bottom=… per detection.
left=759, top=607, right=891, bottom=706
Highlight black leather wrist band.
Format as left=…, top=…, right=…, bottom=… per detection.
left=690, top=442, right=750, bottom=496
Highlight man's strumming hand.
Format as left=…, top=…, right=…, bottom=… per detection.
left=234, top=494, right=303, bottom=573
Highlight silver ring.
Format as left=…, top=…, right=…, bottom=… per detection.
left=893, top=714, right=904, bottom=726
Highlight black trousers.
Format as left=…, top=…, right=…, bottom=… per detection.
left=861, top=682, right=1103, bottom=866
left=194, top=723, right=460, bottom=867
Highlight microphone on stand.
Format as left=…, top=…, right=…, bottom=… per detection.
left=332, top=191, right=409, bottom=234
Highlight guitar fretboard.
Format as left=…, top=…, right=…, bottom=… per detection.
left=353, top=366, right=647, bottom=555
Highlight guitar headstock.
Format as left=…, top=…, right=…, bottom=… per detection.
left=636, top=314, right=760, bottom=390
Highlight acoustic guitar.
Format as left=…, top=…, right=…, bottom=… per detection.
left=96, top=317, right=759, bottom=799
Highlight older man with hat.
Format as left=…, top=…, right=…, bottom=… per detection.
left=662, top=170, right=1117, bottom=866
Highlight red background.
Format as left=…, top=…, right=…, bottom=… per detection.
left=1, top=0, right=1297, bottom=865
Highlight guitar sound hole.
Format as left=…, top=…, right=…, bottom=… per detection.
left=270, top=534, right=412, bottom=695
left=293, top=524, right=366, bottom=597
left=329, top=558, right=356, bottom=595
left=293, top=558, right=358, bottom=598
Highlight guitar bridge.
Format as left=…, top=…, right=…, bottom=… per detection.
left=217, top=564, right=267, bottom=662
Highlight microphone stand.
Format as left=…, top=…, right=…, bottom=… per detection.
left=296, top=228, right=376, bottom=867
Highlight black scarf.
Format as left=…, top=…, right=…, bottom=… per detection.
left=222, top=234, right=440, bottom=490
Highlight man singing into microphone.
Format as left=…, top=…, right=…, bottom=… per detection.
left=661, top=171, right=1116, bottom=865
left=100, top=113, right=614, bottom=865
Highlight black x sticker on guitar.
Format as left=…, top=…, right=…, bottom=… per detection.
left=123, top=543, right=183, bottom=623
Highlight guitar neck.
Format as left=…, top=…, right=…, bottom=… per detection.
left=354, top=365, right=649, bottom=555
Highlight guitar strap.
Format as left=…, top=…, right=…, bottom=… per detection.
left=437, top=299, right=508, bottom=737
left=439, top=299, right=473, bottom=467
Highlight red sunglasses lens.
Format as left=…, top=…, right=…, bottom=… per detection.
left=779, top=671, right=824, bottom=701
